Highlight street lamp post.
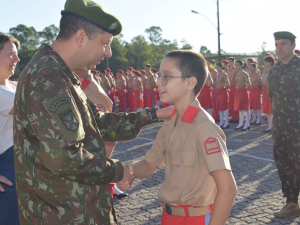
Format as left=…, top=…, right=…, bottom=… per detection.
left=192, top=0, right=221, bottom=62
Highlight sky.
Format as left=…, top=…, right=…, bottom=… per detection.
left=1, top=0, right=300, bottom=54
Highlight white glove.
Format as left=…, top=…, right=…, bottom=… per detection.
left=140, top=94, right=143, bottom=99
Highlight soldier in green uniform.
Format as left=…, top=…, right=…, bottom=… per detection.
left=268, top=31, right=300, bottom=218
left=13, top=0, right=173, bottom=224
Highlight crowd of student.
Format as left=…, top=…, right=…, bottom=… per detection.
left=90, top=51, right=300, bottom=133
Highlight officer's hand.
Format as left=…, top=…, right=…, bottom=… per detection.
left=117, top=162, right=135, bottom=192
left=0, top=175, right=12, bottom=192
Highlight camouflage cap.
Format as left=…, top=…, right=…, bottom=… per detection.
left=62, top=0, right=122, bottom=36
left=273, top=31, right=296, bottom=41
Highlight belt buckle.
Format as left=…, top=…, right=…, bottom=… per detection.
left=165, top=204, right=172, bottom=215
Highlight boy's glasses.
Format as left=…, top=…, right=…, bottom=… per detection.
left=159, top=74, right=189, bottom=86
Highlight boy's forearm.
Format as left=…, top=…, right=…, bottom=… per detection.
left=132, top=159, right=157, bottom=178
left=209, top=183, right=236, bottom=225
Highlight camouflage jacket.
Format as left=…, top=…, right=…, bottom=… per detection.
left=13, top=44, right=153, bottom=225
left=268, top=55, right=300, bottom=124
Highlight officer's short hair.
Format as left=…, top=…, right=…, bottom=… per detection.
left=228, top=57, right=235, bottom=62
left=264, top=56, right=275, bottom=66
left=0, top=32, right=20, bottom=52
left=288, top=38, right=295, bottom=45
left=165, top=50, right=208, bottom=96
left=57, top=14, right=106, bottom=41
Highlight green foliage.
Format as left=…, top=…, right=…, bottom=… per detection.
left=39, top=24, right=59, bottom=45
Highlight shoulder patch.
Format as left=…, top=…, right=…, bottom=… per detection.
left=204, top=137, right=221, bottom=155
left=49, top=97, right=71, bottom=112
left=59, top=108, right=79, bottom=131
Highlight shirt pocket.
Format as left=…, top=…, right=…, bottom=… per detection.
left=169, top=150, right=196, bottom=188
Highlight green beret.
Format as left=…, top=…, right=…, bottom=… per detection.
left=273, top=31, right=297, bottom=41
left=62, top=0, right=122, bottom=36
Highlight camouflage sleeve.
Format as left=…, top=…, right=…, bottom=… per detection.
left=94, top=108, right=153, bottom=142
left=27, top=73, right=123, bottom=185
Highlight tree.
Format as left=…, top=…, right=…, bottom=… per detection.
left=144, top=26, right=163, bottom=45
left=180, top=39, right=192, bottom=50
left=39, top=24, right=59, bottom=45
left=9, top=24, right=40, bottom=72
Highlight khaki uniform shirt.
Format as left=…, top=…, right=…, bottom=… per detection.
left=116, top=77, right=126, bottom=90
left=262, top=69, right=270, bottom=86
left=133, top=77, right=143, bottom=91
left=13, top=44, right=153, bottom=225
left=108, top=75, right=115, bottom=88
left=142, top=75, right=147, bottom=89
left=146, top=72, right=156, bottom=89
left=144, top=99, right=231, bottom=206
left=235, top=70, right=251, bottom=88
left=249, top=72, right=262, bottom=88
left=128, top=75, right=134, bottom=88
left=209, top=69, right=218, bottom=86
left=227, top=66, right=237, bottom=85
left=204, top=72, right=213, bottom=86
left=216, top=71, right=229, bottom=88
left=101, top=76, right=111, bottom=92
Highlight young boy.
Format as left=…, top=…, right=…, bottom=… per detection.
left=118, top=50, right=236, bottom=225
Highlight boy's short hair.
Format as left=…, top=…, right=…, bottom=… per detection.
left=228, top=57, right=235, bottom=62
left=165, top=50, right=208, bottom=95
left=251, top=63, right=257, bottom=69
left=236, top=60, right=244, bottom=66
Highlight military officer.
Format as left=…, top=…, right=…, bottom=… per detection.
left=268, top=31, right=300, bottom=218
left=13, top=0, right=173, bottom=224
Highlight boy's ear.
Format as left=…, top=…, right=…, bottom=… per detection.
left=186, top=77, right=197, bottom=91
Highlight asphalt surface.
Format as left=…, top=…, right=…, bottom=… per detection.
left=112, top=115, right=300, bottom=225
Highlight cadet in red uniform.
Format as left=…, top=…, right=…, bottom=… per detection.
left=127, top=67, right=135, bottom=112
left=234, top=61, right=251, bottom=131
left=119, top=50, right=236, bottom=225
left=208, top=60, right=219, bottom=121
left=198, top=71, right=213, bottom=116
left=145, top=64, right=157, bottom=107
left=116, top=70, right=127, bottom=112
left=152, top=68, right=161, bottom=108
left=227, top=57, right=239, bottom=122
left=133, top=71, right=143, bottom=111
left=215, top=63, right=230, bottom=129
left=249, top=63, right=263, bottom=125
left=262, top=56, right=274, bottom=132
left=140, top=70, right=148, bottom=108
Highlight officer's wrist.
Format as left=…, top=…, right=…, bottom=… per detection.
left=148, top=106, right=158, bottom=122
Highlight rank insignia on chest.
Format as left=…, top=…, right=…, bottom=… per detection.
left=280, top=75, right=286, bottom=84
left=59, top=108, right=79, bottom=131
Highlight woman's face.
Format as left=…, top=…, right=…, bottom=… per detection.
left=0, top=41, right=20, bottom=78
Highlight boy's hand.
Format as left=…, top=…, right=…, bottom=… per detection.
left=117, top=162, right=135, bottom=192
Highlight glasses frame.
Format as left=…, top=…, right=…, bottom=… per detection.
left=159, top=74, right=190, bottom=86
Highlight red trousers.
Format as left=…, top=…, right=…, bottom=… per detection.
left=249, top=87, right=261, bottom=109
left=116, top=89, right=127, bottom=112
left=262, top=86, right=272, bottom=113
left=161, top=204, right=212, bottom=225
left=229, top=84, right=239, bottom=120
left=147, top=89, right=157, bottom=107
left=216, top=88, right=229, bottom=111
left=143, top=89, right=147, bottom=108
left=198, top=85, right=212, bottom=109
left=211, top=87, right=218, bottom=119
left=234, top=88, right=250, bottom=111
left=125, top=87, right=129, bottom=107
left=134, top=90, right=143, bottom=108
left=129, top=88, right=135, bottom=112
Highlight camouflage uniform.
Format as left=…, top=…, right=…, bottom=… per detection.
left=13, top=44, right=153, bottom=225
left=268, top=55, right=300, bottom=203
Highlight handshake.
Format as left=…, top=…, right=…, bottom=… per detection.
left=117, top=162, right=135, bottom=192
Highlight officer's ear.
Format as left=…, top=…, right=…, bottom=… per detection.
left=186, top=76, right=197, bottom=91
left=74, top=29, right=88, bottom=48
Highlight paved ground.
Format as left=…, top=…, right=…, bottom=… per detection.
left=112, top=115, right=300, bottom=225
